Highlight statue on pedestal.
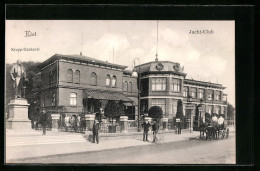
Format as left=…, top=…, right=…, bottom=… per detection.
left=6, top=60, right=31, bottom=130
left=10, top=60, right=27, bottom=98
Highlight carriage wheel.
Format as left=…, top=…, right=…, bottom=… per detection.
left=225, top=129, right=229, bottom=139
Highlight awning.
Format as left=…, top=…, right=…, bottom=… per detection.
left=84, top=90, right=133, bottom=102
left=123, top=102, right=135, bottom=106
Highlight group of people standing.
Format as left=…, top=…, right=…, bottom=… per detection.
left=141, top=120, right=159, bottom=142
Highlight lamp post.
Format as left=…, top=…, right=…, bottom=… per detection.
left=198, top=98, right=204, bottom=127
left=187, top=95, right=192, bottom=133
left=132, top=57, right=141, bottom=132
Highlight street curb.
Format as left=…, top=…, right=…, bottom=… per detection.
left=7, top=130, right=235, bottom=162
left=9, top=138, right=192, bottom=163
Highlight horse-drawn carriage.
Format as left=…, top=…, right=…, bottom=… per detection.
left=199, top=121, right=229, bottom=140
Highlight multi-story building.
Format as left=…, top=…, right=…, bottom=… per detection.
left=134, top=60, right=227, bottom=127
left=38, top=54, right=227, bottom=126
left=38, top=54, right=138, bottom=120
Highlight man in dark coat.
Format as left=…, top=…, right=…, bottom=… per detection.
left=41, top=109, right=47, bottom=135
left=152, top=121, right=159, bottom=142
left=142, top=120, right=151, bottom=142
left=177, top=119, right=182, bottom=134
left=92, top=120, right=100, bottom=144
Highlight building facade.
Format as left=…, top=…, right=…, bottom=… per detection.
left=38, top=54, right=138, bottom=121
left=134, top=60, right=227, bottom=128
left=38, top=54, right=227, bottom=127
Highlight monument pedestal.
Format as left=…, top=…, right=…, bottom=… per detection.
left=6, top=98, right=31, bottom=130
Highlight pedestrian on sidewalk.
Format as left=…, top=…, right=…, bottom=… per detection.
left=177, top=119, right=182, bottom=134
left=152, top=120, right=159, bottom=142
left=142, top=120, right=151, bottom=142
left=92, top=120, right=100, bottom=144
left=40, top=109, right=47, bottom=135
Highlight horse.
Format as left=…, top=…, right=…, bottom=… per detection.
left=199, top=122, right=208, bottom=140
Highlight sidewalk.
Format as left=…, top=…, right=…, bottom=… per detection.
left=6, top=126, right=235, bottom=162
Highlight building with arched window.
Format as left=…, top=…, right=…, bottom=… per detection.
left=38, top=54, right=138, bottom=120
left=134, top=60, right=227, bottom=128
left=38, top=54, right=227, bottom=125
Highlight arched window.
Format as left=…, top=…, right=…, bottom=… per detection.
left=106, top=75, right=110, bottom=86
left=112, top=75, right=117, bottom=87
left=67, top=69, right=73, bottom=82
left=43, top=95, right=46, bottom=107
left=75, top=70, right=80, bottom=83
left=123, top=81, right=128, bottom=92
left=52, top=93, right=56, bottom=106
left=70, top=93, right=77, bottom=106
left=91, top=72, right=97, bottom=85
left=129, top=82, right=132, bottom=92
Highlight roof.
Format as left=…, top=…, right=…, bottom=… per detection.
left=123, top=70, right=133, bottom=76
left=184, top=79, right=226, bottom=89
left=38, top=54, right=128, bottom=70
left=84, top=90, right=133, bottom=102
left=134, top=61, right=186, bottom=77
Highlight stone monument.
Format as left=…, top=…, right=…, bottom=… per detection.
left=6, top=60, right=31, bottom=130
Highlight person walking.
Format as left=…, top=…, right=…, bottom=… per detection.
left=92, top=120, right=100, bottom=144
left=142, top=120, right=151, bottom=142
left=177, top=119, right=182, bottom=134
left=152, top=120, right=159, bottom=142
left=41, top=109, right=47, bottom=135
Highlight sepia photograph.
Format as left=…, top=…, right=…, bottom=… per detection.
left=5, top=20, right=236, bottom=164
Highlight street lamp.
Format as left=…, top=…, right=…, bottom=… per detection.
left=198, top=98, right=204, bottom=127
left=187, top=95, right=192, bottom=133
left=132, top=57, right=141, bottom=132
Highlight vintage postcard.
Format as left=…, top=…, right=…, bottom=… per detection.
left=5, top=20, right=235, bottom=164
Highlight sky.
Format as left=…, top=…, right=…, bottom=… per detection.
left=5, top=20, right=235, bottom=106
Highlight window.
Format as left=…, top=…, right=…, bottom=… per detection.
left=75, top=70, right=80, bottom=83
left=91, top=72, right=97, bottom=85
left=208, top=90, right=214, bottom=100
left=67, top=69, right=73, bottom=82
left=183, top=86, right=188, bottom=97
left=123, top=81, right=128, bottom=92
left=106, top=75, right=110, bottom=86
left=151, top=78, right=166, bottom=91
left=171, top=101, right=177, bottom=115
left=199, top=89, right=205, bottom=99
left=129, top=82, right=132, bottom=92
left=172, top=78, right=181, bottom=92
left=52, top=93, right=56, bottom=106
left=70, top=93, right=77, bottom=106
left=218, top=106, right=221, bottom=114
left=49, top=70, right=54, bottom=85
left=209, top=105, right=213, bottom=114
left=191, top=88, right=197, bottom=98
left=215, top=91, right=220, bottom=100
left=151, top=99, right=166, bottom=114
left=43, top=95, right=46, bottom=107
left=112, top=76, right=117, bottom=87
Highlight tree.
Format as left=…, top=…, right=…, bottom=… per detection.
left=148, top=106, right=163, bottom=122
left=227, top=103, right=235, bottom=120
left=176, top=99, right=184, bottom=119
left=104, top=100, right=121, bottom=123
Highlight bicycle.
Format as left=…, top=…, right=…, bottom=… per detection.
left=153, top=133, right=164, bottom=144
